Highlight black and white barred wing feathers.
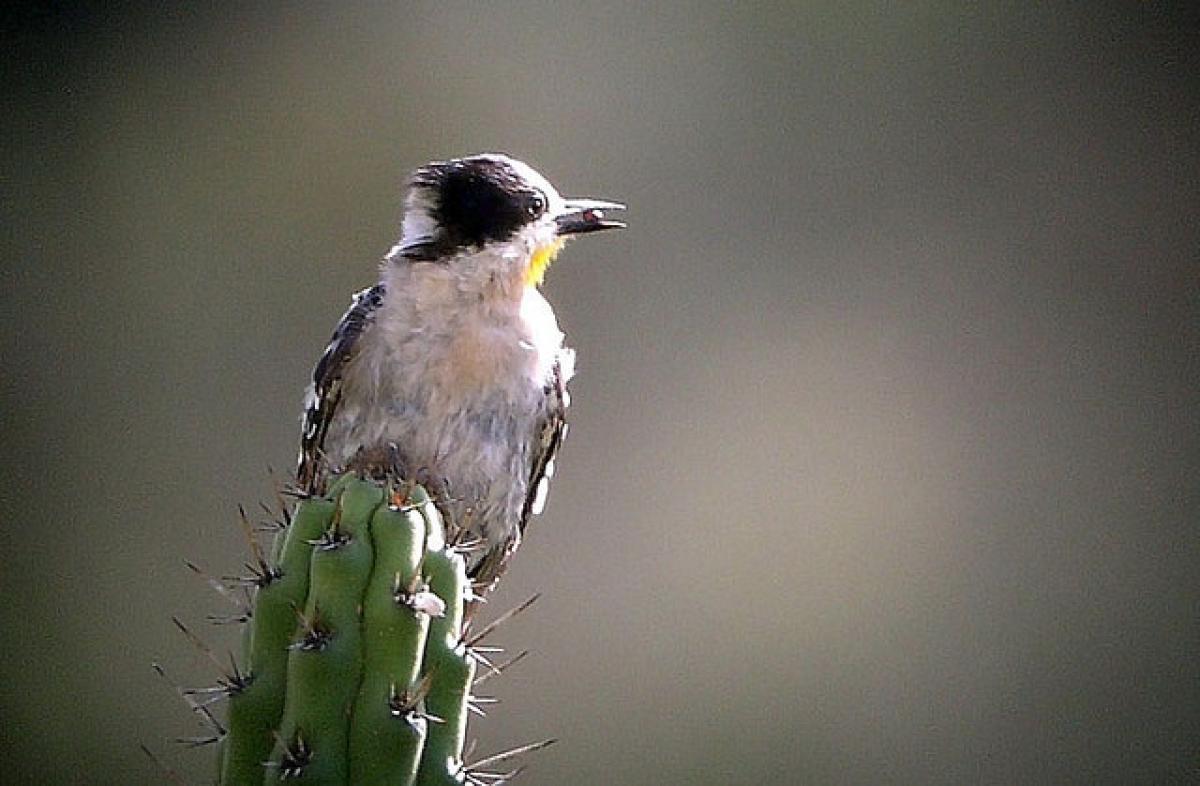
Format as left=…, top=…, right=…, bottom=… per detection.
left=472, top=354, right=570, bottom=586
left=296, top=283, right=386, bottom=493
left=523, top=356, right=570, bottom=528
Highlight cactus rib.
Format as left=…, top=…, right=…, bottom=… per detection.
left=348, top=493, right=433, bottom=785
left=220, top=497, right=335, bottom=785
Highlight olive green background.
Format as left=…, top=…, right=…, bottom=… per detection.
left=3, top=3, right=1197, bottom=784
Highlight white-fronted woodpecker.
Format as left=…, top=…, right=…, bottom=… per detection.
left=297, top=153, right=625, bottom=585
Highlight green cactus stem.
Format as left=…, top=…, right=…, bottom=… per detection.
left=216, top=475, right=477, bottom=786
left=414, top=489, right=476, bottom=785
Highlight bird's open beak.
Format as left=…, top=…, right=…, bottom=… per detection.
left=555, top=198, right=626, bottom=235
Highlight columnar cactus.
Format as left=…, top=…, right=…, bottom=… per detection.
left=217, top=475, right=477, bottom=786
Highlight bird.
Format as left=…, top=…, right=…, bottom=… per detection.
left=296, top=153, right=624, bottom=586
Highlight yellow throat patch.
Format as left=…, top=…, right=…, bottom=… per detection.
left=525, top=238, right=567, bottom=287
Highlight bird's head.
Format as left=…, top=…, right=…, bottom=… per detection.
left=392, top=153, right=624, bottom=288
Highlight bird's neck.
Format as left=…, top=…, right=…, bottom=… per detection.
left=382, top=249, right=532, bottom=321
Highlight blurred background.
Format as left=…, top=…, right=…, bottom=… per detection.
left=3, top=3, right=1197, bottom=784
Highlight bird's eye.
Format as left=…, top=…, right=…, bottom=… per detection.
left=527, top=192, right=547, bottom=218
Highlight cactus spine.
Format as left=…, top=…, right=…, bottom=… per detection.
left=218, top=475, right=475, bottom=786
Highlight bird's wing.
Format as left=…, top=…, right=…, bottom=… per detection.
left=471, top=355, right=570, bottom=585
left=296, top=283, right=387, bottom=494
left=521, top=357, right=570, bottom=531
